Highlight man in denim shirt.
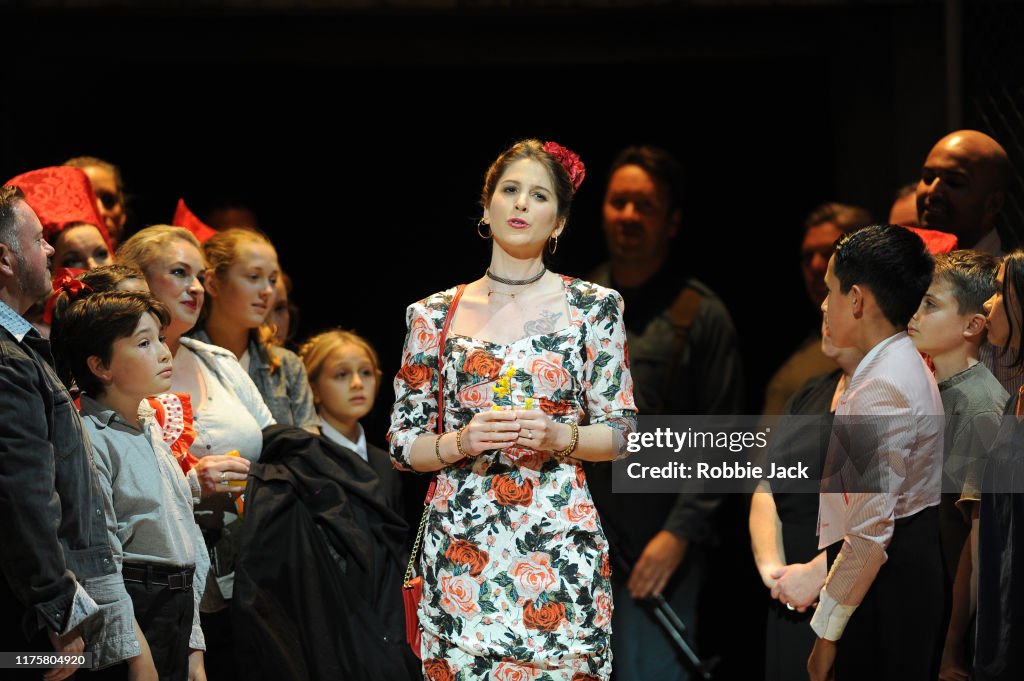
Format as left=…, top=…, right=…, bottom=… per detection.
left=0, top=186, right=122, bottom=678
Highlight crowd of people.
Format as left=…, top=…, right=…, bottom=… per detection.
left=0, top=130, right=1021, bottom=681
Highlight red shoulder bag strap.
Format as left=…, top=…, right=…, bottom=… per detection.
left=424, top=284, right=466, bottom=503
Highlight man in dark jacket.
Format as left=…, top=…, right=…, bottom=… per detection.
left=586, top=147, right=743, bottom=681
left=0, top=186, right=121, bottom=679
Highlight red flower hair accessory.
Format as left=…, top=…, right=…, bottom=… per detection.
left=543, top=141, right=586, bottom=192
left=53, top=270, right=91, bottom=299
left=42, top=268, right=89, bottom=324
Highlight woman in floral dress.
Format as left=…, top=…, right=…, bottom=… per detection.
left=388, top=139, right=636, bottom=681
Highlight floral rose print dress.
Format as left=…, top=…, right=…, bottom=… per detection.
left=389, top=276, right=636, bottom=681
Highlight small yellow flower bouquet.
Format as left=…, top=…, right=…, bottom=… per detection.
left=492, top=366, right=535, bottom=411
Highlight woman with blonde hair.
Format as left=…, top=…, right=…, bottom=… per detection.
left=118, top=225, right=274, bottom=681
left=191, top=228, right=316, bottom=431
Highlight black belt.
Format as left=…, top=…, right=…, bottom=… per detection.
left=122, top=563, right=195, bottom=591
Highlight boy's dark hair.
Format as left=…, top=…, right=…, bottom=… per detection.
left=933, top=250, right=1000, bottom=315
left=50, top=290, right=170, bottom=396
left=833, top=224, right=934, bottom=328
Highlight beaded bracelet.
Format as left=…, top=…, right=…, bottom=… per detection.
left=455, top=425, right=474, bottom=459
left=434, top=433, right=447, bottom=466
left=552, top=421, right=579, bottom=461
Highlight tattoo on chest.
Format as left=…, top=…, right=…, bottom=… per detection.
left=523, top=310, right=563, bottom=336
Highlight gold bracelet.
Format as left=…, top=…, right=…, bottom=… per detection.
left=455, top=425, right=473, bottom=459
left=552, top=421, right=579, bottom=461
left=434, top=433, right=447, bottom=466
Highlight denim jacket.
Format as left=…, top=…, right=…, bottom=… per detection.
left=0, top=308, right=118, bottom=642
left=190, top=329, right=317, bottom=430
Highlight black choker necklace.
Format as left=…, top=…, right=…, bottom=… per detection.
left=486, top=268, right=546, bottom=286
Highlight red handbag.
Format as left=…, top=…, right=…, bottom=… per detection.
left=403, top=284, right=465, bottom=658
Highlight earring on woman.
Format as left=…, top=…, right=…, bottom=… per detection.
left=548, top=235, right=558, bottom=255
left=477, top=218, right=492, bottom=240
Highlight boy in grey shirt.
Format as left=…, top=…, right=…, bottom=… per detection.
left=51, top=289, right=208, bottom=681
left=907, top=250, right=1008, bottom=679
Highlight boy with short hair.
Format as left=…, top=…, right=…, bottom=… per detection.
left=50, top=290, right=208, bottom=681
left=810, top=224, right=945, bottom=681
left=908, top=250, right=1008, bottom=679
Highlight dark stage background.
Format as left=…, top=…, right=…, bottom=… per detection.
left=5, top=1, right=1008, bottom=678
left=6, top=3, right=952, bottom=413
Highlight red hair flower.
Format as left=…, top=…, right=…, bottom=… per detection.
left=543, top=141, right=586, bottom=192
left=43, top=269, right=90, bottom=324
left=52, top=271, right=91, bottom=299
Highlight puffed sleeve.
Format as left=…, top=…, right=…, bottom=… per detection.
left=581, top=286, right=637, bottom=435
left=387, top=298, right=445, bottom=471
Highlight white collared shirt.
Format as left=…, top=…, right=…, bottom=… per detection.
left=319, top=417, right=368, bottom=462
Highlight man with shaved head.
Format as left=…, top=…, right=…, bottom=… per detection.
left=917, top=130, right=1011, bottom=253
left=918, top=131, right=1021, bottom=396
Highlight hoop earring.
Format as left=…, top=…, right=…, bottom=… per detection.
left=548, top=235, right=558, bottom=255
left=477, top=218, right=492, bottom=239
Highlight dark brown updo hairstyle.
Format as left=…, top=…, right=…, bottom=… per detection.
left=481, top=139, right=576, bottom=222
left=51, top=290, right=170, bottom=396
